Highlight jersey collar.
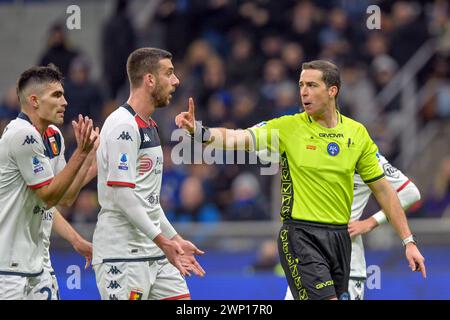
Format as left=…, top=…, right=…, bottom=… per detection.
left=306, top=110, right=343, bottom=126
left=17, top=112, right=32, bottom=124
left=122, top=103, right=158, bottom=128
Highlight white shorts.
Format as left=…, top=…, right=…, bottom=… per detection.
left=94, top=258, right=189, bottom=300
left=0, top=271, right=53, bottom=300
left=33, top=271, right=60, bottom=300
left=348, top=278, right=365, bottom=300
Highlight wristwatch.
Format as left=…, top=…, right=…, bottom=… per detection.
left=402, top=235, right=418, bottom=247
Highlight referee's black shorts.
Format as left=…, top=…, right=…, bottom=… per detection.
left=278, top=219, right=351, bottom=300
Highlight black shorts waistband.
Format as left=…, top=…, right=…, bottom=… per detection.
left=283, top=219, right=348, bottom=230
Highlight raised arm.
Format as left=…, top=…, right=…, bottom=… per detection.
left=175, top=97, right=253, bottom=151
left=58, top=123, right=100, bottom=207
left=34, top=116, right=97, bottom=208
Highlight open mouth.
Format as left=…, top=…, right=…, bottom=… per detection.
left=303, top=102, right=312, bottom=108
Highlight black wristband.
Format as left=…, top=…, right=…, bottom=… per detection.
left=191, top=121, right=211, bottom=143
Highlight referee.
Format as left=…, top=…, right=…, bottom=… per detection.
left=175, top=60, right=426, bottom=300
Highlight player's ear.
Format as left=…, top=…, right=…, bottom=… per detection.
left=328, top=86, right=338, bottom=99
left=28, top=94, right=39, bottom=109
left=144, top=73, right=156, bottom=88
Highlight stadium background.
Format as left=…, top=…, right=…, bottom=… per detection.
left=0, top=0, right=449, bottom=299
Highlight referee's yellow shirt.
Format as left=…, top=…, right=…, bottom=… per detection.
left=248, top=111, right=384, bottom=225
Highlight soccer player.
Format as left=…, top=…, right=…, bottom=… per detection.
left=175, top=60, right=426, bottom=300
left=93, top=48, right=205, bottom=300
left=284, top=153, right=421, bottom=300
left=35, top=116, right=99, bottom=300
left=0, top=65, right=97, bottom=299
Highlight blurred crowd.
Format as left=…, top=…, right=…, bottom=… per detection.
left=1, top=0, right=449, bottom=223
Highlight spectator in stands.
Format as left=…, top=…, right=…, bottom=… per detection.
left=225, top=172, right=269, bottom=221
left=101, top=0, right=136, bottom=100
left=0, top=85, right=19, bottom=121
left=421, top=156, right=450, bottom=218
left=170, top=176, right=221, bottom=222
left=39, top=22, right=79, bottom=76
left=339, top=61, right=377, bottom=123
left=67, top=190, right=99, bottom=223
left=64, top=55, right=104, bottom=124
left=281, top=42, right=305, bottom=81
left=249, top=239, right=280, bottom=273
left=0, top=86, right=20, bottom=133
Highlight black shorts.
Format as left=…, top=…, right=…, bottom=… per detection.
left=278, top=219, right=351, bottom=300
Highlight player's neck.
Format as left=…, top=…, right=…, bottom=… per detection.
left=127, top=91, right=155, bottom=122
left=25, top=110, right=49, bottom=135
left=311, top=107, right=338, bottom=128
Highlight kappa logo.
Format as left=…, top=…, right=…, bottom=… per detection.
left=107, top=266, right=122, bottom=275
left=109, top=294, right=119, bottom=300
left=117, top=131, right=133, bottom=141
left=22, top=135, right=37, bottom=145
left=143, top=133, right=151, bottom=142
left=107, top=280, right=122, bottom=289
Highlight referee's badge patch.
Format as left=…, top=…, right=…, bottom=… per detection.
left=327, top=142, right=340, bottom=156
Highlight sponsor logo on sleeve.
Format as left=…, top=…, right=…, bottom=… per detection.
left=118, top=153, right=129, bottom=170
left=22, top=135, right=37, bottom=145
left=117, top=131, right=133, bottom=141
left=32, top=156, right=44, bottom=173
left=383, top=162, right=399, bottom=178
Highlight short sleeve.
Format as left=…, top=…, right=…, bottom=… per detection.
left=247, top=118, right=283, bottom=153
left=105, top=123, right=139, bottom=188
left=356, top=127, right=385, bottom=184
left=9, top=128, right=54, bottom=189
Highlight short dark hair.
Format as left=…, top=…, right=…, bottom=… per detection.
left=17, top=64, right=63, bottom=103
left=302, top=60, right=341, bottom=97
left=126, top=47, right=172, bottom=88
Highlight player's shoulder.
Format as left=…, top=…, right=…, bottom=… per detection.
left=4, top=118, right=40, bottom=142
left=341, top=114, right=371, bottom=136
left=252, top=112, right=302, bottom=129
left=104, top=105, right=137, bottom=129
left=341, top=114, right=365, bottom=128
